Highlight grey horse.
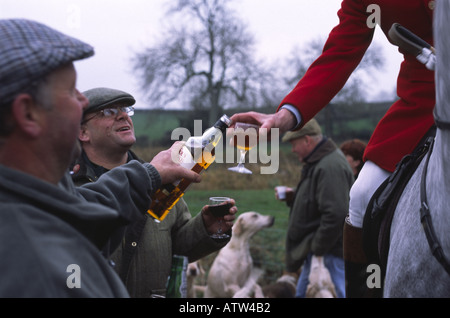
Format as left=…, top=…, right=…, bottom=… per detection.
left=384, top=0, right=450, bottom=297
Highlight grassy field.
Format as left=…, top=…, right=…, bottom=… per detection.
left=183, top=189, right=289, bottom=217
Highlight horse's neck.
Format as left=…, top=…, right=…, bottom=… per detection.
left=432, top=1, right=450, bottom=180
left=434, top=0, right=450, bottom=125
left=430, top=131, right=450, bottom=188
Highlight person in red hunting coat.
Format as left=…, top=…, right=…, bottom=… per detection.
left=231, top=0, right=436, bottom=297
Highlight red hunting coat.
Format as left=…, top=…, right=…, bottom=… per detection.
left=279, top=0, right=435, bottom=172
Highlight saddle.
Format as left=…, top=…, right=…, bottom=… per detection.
left=362, top=127, right=436, bottom=295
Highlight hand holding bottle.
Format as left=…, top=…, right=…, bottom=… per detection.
left=150, top=141, right=202, bottom=185
left=148, top=115, right=232, bottom=222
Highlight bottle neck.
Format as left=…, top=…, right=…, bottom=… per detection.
left=186, top=116, right=230, bottom=150
left=213, top=121, right=229, bottom=132
left=202, top=126, right=223, bottom=148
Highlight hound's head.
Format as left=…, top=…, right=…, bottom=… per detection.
left=186, top=261, right=204, bottom=280
left=232, top=211, right=275, bottom=238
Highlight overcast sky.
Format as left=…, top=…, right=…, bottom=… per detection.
left=0, top=0, right=402, bottom=109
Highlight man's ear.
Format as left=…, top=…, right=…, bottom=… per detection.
left=11, top=94, right=44, bottom=138
left=78, top=124, right=90, bottom=142
left=304, top=135, right=311, bottom=145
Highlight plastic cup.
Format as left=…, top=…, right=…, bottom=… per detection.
left=276, top=186, right=287, bottom=200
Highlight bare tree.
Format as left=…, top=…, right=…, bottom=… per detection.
left=132, top=0, right=276, bottom=125
left=283, top=37, right=386, bottom=137
left=284, top=37, right=385, bottom=105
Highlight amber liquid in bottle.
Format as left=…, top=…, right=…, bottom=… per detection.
left=148, top=115, right=231, bottom=222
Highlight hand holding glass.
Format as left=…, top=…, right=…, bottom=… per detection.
left=228, top=122, right=260, bottom=174
left=208, top=197, right=233, bottom=239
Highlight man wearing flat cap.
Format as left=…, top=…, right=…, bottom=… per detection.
left=73, top=87, right=138, bottom=180
left=277, top=118, right=353, bottom=298
left=0, top=19, right=200, bottom=297
left=72, top=87, right=234, bottom=297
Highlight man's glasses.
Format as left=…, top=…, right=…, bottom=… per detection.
left=82, top=106, right=135, bottom=124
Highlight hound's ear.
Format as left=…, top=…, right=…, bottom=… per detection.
left=233, top=216, right=244, bottom=237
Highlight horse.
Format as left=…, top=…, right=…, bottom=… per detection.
left=383, top=1, right=450, bottom=297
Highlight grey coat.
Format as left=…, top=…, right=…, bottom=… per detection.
left=0, top=161, right=159, bottom=297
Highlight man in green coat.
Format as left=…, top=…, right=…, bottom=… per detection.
left=72, top=87, right=236, bottom=297
left=277, top=119, right=354, bottom=298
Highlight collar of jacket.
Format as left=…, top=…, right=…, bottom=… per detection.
left=72, top=149, right=143, bottom=183
left=303, top=137, right=338, bottom=164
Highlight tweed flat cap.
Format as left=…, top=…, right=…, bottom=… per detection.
left=0, top=19, right=94, bottom=103
left=83, top=87, right=136, bottom=114
left=282, top=118, right=322, bottom=142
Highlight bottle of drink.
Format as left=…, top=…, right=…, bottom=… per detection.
left=148, top=115, right=232, bottom=222
left=166, top=255, right=188, bottom=298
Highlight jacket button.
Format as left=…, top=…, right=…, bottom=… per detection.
left=131, top=242, right=137, bottom=247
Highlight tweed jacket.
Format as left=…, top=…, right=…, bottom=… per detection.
left=280, top=0, right=436, bottom=173
left=285, top=139, right=354, bottom=272
left=72, top=150, right=229, bottom=297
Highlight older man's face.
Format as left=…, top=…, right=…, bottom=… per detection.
left=41, top=63, right=89, bottom=167
left=290, top=136, right=310, bottom=162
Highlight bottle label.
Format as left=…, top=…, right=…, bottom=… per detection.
left=178, top=146, right=196, bottom=170
left=173, top=146, right=196, bottom=187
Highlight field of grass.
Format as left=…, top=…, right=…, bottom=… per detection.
left=183, top=189, right=289, bottom=217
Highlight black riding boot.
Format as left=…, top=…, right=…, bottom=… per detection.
left=343, top=219, right=382, bottom=298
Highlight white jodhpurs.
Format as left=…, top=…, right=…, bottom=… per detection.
left=348, top=161, right=391, bottom=228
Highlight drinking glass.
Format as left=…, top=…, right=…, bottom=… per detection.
left=228, top=122, right=260, bottom=174
left=208, top=197, right=232, bottom=239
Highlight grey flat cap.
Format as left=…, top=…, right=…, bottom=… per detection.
left=0, top=19, right=94, bottom=103
left=82, top=87, right=136, bottom=114
left=282, top=118, right=322, bottom=142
